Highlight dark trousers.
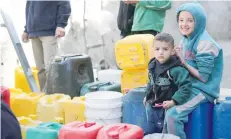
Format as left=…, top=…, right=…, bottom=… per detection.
left=132, top=30, right=158, bottom=36
left=145, top=103, right=165, bottom=135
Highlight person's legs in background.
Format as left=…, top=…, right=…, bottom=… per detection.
left=31, top=37, right=45, bottom=91
left=39, top=36, right=58, bottom=92
left=132, top=30, right=159, bottom=36
left=31, top=36, right=58, bottom=92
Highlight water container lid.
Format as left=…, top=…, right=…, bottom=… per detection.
left=54, top=56, right=63, bottom=62
left=108, top=131, right=119, bottom=139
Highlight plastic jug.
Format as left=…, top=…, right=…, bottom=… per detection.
left=15, top=66, right=40, bottom=92
left=62, top=96, right=86, bottom=124
left=123, top=87, right=154, bottom=134
left=59, top=121, right=103, bottom=139
left=46, top=54, right=94, bottom=97
left=37, top=94, right=71, bottom=122
left=17, top=116, right=41, bottom=139
left=97, top=123, right=144, bottom=139
left=11, top=92, right=45, bottom=117
left=213, top=97, right=231, bottom=139
left=121, top=69, right=149, bottom=94
left=80, top=81, right=121, bottom=96
left=9, top=88, right=23, bottom=108
left=115, top=34, right=154, bottom=70
left=26, top=122, right=62, bottom=139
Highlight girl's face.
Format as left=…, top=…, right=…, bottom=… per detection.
left=178, top=11, right=195, bottom=37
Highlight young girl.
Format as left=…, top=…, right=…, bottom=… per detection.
left=165, top=2, right=223, bottom=139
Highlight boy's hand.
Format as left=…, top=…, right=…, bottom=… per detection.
left=21, top=32, right=29, bottom=43
left=55, top=27, right=65, bottom=38
left=163, top=100, right=175, bottom=109
left=143, top=97, right=147, bottom=106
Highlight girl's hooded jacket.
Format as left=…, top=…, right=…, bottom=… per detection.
left=177, top=2, right=223, bottom=102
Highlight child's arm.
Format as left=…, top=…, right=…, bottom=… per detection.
left=176, top=41, right=219, bottom=83
left=170, top=66, right=192, bottom=105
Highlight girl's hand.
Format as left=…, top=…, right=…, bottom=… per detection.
left=175, top=44, right=186, bottom=65
left=163, top=100, right=175, bottom=109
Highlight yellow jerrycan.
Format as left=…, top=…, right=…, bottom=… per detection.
left=11, top=92, right=45, bottom=117
left=37, top=93, right=71, bottom=122
left=9, top=88, right=23, bottom=108
left=15, top=66, right=40, bottom=92
left=121, top=69, right=149, bottom=94
left=115, top=34, right=155, bottom=70
left=62, top=96, right=86, bottom=124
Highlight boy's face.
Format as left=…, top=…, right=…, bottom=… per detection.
left=153, top=41, right=174, bottom=64
left=178, top=11, right=195, bottom=37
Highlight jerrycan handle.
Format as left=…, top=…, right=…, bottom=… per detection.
left=89, top=82, right=111, bottom=91
left=77, top=122, right=96, bottom=128
left=38, top=122, right=60, bottom=129
left=107, top=125, right=127, bottom=139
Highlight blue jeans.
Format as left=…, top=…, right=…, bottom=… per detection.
left=145, top=103, right=165, bottom=134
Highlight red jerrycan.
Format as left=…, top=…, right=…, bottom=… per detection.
left=59, top=121, right=103, bottom=139
left=0, top=86, right=10, bottom=107
left=97, top=123, right=144, bottom=139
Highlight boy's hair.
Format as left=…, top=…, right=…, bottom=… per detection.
left=154, top=33, right=174, bottom=47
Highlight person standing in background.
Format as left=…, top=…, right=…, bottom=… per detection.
left=21, top=1, right=71, bottom=91
left=117, top=1, right=135, bottom=38
left=124, top=0, right=171, bottom=36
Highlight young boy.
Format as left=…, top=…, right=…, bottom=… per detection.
left=143, top=33, right=192, bottom=134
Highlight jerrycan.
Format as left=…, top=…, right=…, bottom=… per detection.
left=59, top=122, right=103, bottom=139
left=97, top=123, right=144, bottom=139
left=15, top=66, right=40, bottom=92
left=26, top=122, right=62, bottom=139
left=17, top=116, right=41, bottom=139
left=46, top=54, right=94, bottom=98
left=62, top=96, right=86, bottom=124
left=11, top=92, right=45, bottom=117
left=9, top=88, right=23, bottom=108
left=115, top=34, right=155, bottom=70
left=37, top=94, right=71, bottom=122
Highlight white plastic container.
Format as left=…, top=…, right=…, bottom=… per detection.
left=98, top=69, right=122, bottom=83
left=85, top=91, right=123, bottom=125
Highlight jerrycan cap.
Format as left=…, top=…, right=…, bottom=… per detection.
left=54, top=56, right=63, bottom=62
left=108, top=131, right=119, bottom=139
left=47, top=97, right=53, bottom=104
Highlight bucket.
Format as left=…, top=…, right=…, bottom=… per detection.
left=85, top=91, right=123, bottom=125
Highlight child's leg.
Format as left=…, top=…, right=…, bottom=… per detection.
left=165, top=89, right=208, bottom=139
left=146, top=103, right=165, bottom=134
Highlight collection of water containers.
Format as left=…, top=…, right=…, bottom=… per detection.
left=2, top=34, right=231, bottom=139
left=4, top=52, right=230, bottom=139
